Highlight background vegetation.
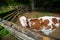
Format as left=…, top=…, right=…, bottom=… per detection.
left=0, top=25, right=18, bottom=40
left=0, top=0, right=60, bottom=14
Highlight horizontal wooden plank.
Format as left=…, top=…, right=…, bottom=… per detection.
left=1, top=20, right=35, bottom=40
left=1, top=20, right=58, bottom=40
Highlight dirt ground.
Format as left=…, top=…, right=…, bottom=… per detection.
left=52, top=13, right=60, bottom=17
left=15, top=11, right=60, bottom=40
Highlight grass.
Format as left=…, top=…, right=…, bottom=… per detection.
left=1, top=33, right=18, bottom=40
left=0, top=25, right=4, bottom=31
left=0, top=25, right=18, bottom=40
left=0, top=25, right=9, bottom=37
left=0, top=29, right=9, bottom=37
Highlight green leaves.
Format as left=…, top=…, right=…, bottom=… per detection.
left=0, top=25, right=4, bottom=31
left=0, top=29, right=9, bottom=37
left=0, top=25, right=8, bottom=37
left=0, top=25, right=18, bottom=40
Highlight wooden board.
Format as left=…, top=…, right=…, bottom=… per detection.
left=1, top=20, right=60, bottom=40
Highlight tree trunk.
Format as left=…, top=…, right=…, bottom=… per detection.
left=31, top=0, right=34, bottom=11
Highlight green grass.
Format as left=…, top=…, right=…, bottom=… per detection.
left=0, top=25, right=18, bottom=40
left=0, top=29, right=9, bottom=37
left=0, top=25, right=9, bottom=37
left=0, top=25, right=4, bottom=31
left=1, top=33, right=18, bottom=40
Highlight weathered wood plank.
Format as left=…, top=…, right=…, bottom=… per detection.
left=1, top=20, right=35, bottom=40
left=3, top=10, right=17, bottom=19
left=1, top=20, right=58, bottom=40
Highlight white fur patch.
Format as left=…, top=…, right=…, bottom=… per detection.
left=19, top=16, right=28, bottom=27
left=41, top=27, right=53, bottom=35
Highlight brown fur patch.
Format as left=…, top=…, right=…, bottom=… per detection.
left=40, top=18, right=43, bottom=23
left=59, top=20, right=60, bottom=26
left=52, top=24, right=56, bottom=29
left=52, top=18, right=58, bottom=24
left=59, top=20, right=60, bottom=24
left=43, top=19, right=49, bottom=27
left=30, top=19, right=43, bottom=30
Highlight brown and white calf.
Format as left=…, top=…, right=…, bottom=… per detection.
left=19, top=16, right=60, bottom=35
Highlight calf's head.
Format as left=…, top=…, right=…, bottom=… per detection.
left=19, top=16, right=28, bottom=28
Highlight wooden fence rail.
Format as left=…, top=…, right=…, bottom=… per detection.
left=1, top=20, right=59, bottom=40
left=1, top=20, right=43, bottom=40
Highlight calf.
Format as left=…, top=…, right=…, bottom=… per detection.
left=19, top=16, right=60, bottom=35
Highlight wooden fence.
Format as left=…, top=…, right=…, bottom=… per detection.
left=1, top=20, right=42, bottom=40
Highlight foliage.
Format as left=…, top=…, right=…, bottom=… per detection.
left=0, top=0, right=8, bottom=6
left=34, top=0, right=60, bottom=13
left=0, top=0, right=60, bottom=13
left=0, top=29, right=9, bottom=37
left=0, top=25, right=9, bottom=37
left=0, top=6, right=16, bottom=14
left=1, top=33, right=18, bottom=40
left=0, top=25, right=18, bottom=40
left=0, top=25, right=4, bottom=31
